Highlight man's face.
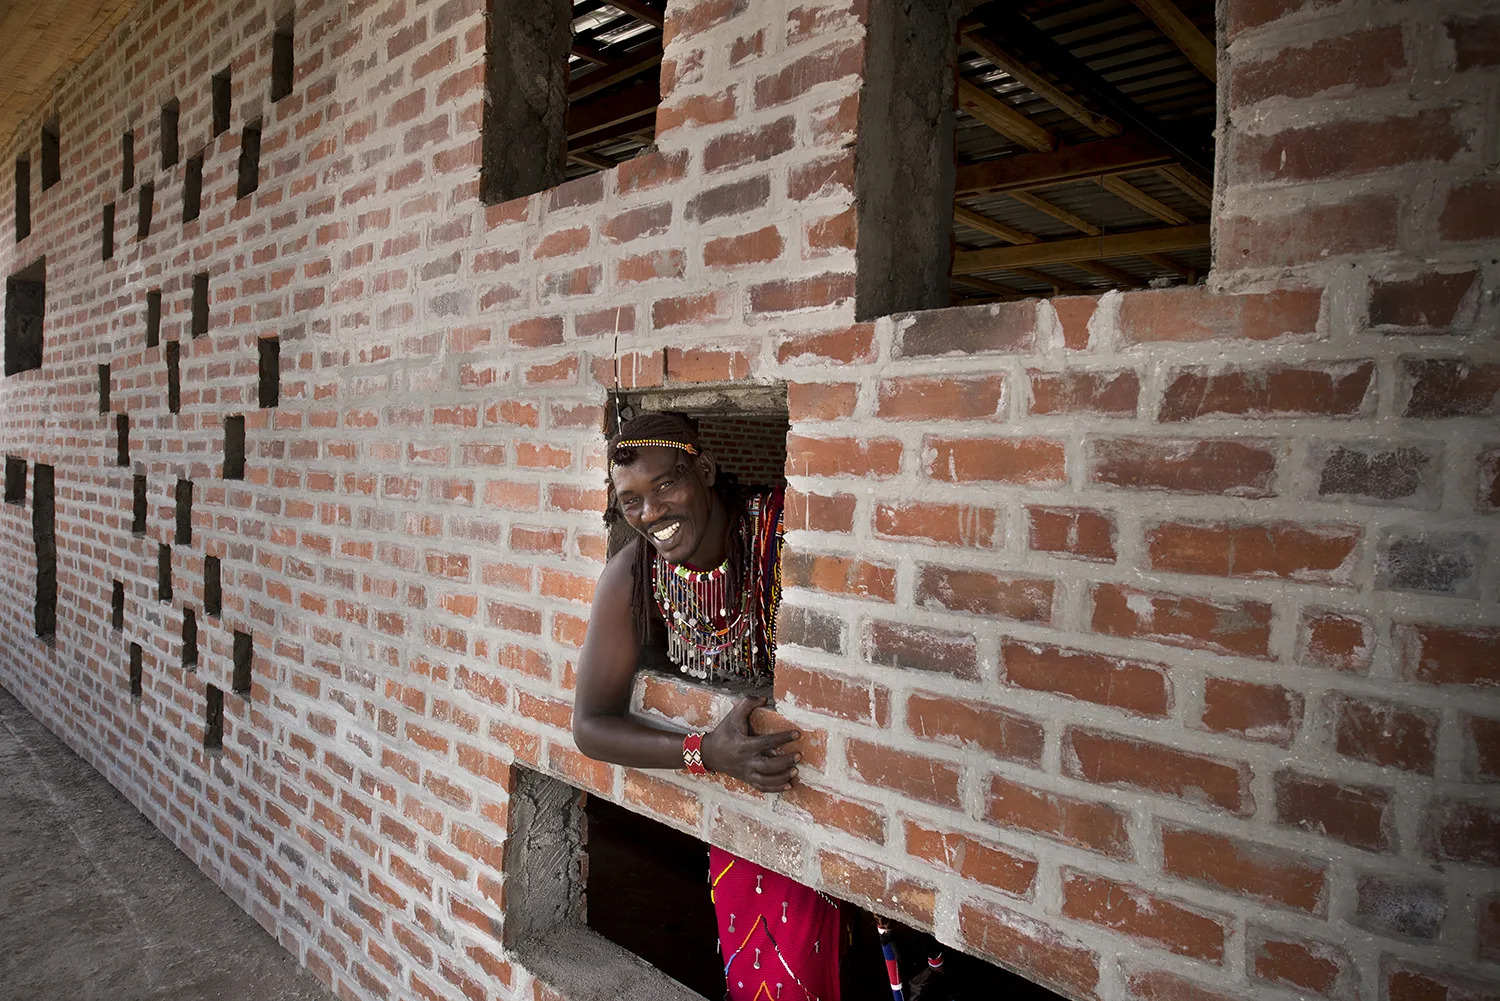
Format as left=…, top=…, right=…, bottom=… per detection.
left=611, top=446, right=717, bottom=566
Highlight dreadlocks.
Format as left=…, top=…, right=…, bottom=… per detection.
left=606, top=412, right=746, bottom=647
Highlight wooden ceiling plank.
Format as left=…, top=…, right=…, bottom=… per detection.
left=566, top=77, right=660, bottom=139
left=568, top=149, right=617, bottom=170
left=955, top=133, right=1172, bottom=196
left=953, top=204, right=1042, bottom=245
left=1009, top=266, right=1089, bottom=293
left=1073, top=260, right=1140, bottom=286
left=952, top=223, right=1210, bottom=273
left=601, top=0, right=664, bottom=28
left=1156, top=163, right=1213, bottom=205
left=570, top=44, right=662, bottom=99
left=1129, top=0, right=1217, bottom=82
left=956, top=78, right=1056, bottom=152
left=1099, top=175, right=1191, bottom=225
left=1008, top=190, right=1102, bottom=236
left=962, top=27, right=1121, bottom=138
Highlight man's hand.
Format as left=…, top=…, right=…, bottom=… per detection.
left=701, top=696, right=800, bottom=792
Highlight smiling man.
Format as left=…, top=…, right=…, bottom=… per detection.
left=573, top=411, right=842, bottom=1001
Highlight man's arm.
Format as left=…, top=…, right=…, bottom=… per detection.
left=572, top=539, right=801, bottom=791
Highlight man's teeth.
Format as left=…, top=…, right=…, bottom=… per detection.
left=651, top=522, right=680, bottom=542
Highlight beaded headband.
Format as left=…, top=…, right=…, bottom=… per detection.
left=614, top=438, right=700, bottom=455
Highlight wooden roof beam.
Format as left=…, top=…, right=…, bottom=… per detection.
left=1099, top=175, right=1191, bottom=225
left=567, top=77, right=660, bottom=140
left=601, top=0, right=664, bottom=28
left=953, top=223, right=1210, bottom=273
left=1008, top=191, right=1102, bottom=236
left=1144, top=252, right=1198, bottom=280
left=1130, top=0, right=1217, bottom=82
left=956, top=78, right=1056, bottom=152
left=954, top=205, right=1041, bottom=245
left=956, top=133, right=1172, bottom=195
left=1009, top=267, right=1089, bottom=293
left=1073, top=260, right=1140, bottom=287
left=570, top=44, right=663, bottom=100
left=961, top=29, right=1121, bottom=138
left=952, top=274, right=1027, bottom=298
left=1157, top=163, right=1212, bottom=205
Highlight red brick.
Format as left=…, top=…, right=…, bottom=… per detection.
left=754, top=39, right=861, bottom=109
left=1479, top=448, right=1500, bottom=512
left=787, top=381, right=857, bottom=421
left=1385, top=963, right=1500, bottom=1001
left=1298, top=609, right=1374, bottom=673
left=1400, top=623, right=1500, bottom=687
left=686, top=174, right=770, bottom=222
left=531, top=225, right=589, bottom=259
left=785, top=434, right=901, bottom=477
left=1051, top=295, right=1098, bottom=350
left=788, top=151, right=854, bottom=201
left=651, top=292, right=727, bottom=329
left=1221, top=195, right=1398, bottom=269
left=864, top=620, right=979, bottom=680
left=614, top=149, right=689, bottom=194
left=665, top=345, right=752, bottom=383
left=1159, top=362, right=1374, bottom=421
left=749, top=272, right=854, bottom=313
left=1118, top=286, right=1322, bottom=344
left=1027, top=506, right=1117, bottom=562
left=702, top=225, right=783, bottom=269
left=1370, top=270, right=1481, bottom=331
left=782, top=551, right=896, bottom=602
left=1330, top=694, right=1438, bottom=774
left=1088, top=437, right=1279, bottom=497
left=1230, top=26, right=1407, bottom=105
left=805, top=206, right=854, bottom=253
left=986, top=775, right=1133, bottom=860
left=506, top=315, right=563, bottom=348
left=916, top=565, right=1054, bottom=623
left=1066, top=728, right=1252, bottom=815
left=876, top=374, right=1005, bottom=421
left=1092, top=582, right=1273, bottom=659
left=845, top=739, right=961, bottom=809
left=907, top=691, right=1045, bottom=766
left=894, top=300, right=1037, bottom=356
left=655, top=88, right=737, bottom=135
left=925, top=436, right=1065, bottom=485
left=617, top=249, right=686, bottom=284
left=1440, top=178, right=1500, bottom=243
left=1146, top=520, right=1361, bottom=585
left=663, top=0, right=751, bottom=43
left=776, top=325, right=876, bottom=366
left=1234, top=108, right=1469, bottom=183
left=1275, top=770, right=1394, bottom=852
left=1424, top=798, right=1500, bottom=866
left=779, top=782, right=886, bottom=844
left=1161, top=825, right=1327, bottom=913
left=1062, top=870, right=1227, bottom=961
left=782, top=489, right=856, bottom=532
left=1250, top=931, right=1354, bottom=999
left=1001, top=639, right=1170, bottom=718
left=1402, top=359, right=1500, bottom=418
left=959, top=901, right=1101, bottom=1000
left=703, top=115, right=796, bottom=171
left=1481, top=894, right=1500, bottom=962
left=1201, top=678, right=1302, bottom=747
left=904, top=820, right=1037, bottom=897
left=1125, top=968, right=1246, bottom=1001
left=1465, top=714, right=1500, bottom=781
left=774, top=662, right=889, bottom=725
left=1028, top=370, right=1139, bottom=416
left=1354, top=872, right=1446, bottom=940
left=874, top=500, right=998, bottom=548
left=818, top=851, right=935, bottom=928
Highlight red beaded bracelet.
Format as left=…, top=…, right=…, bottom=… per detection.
left=682, top=732, right=707, bottom=774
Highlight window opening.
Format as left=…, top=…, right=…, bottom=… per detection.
left=166, top=341, right=181, bottom=413
left=160, top=100, right=179, bottom=169
left=157, top=543, right=172, bottom=602
left=271, top=18, right=294, bottom=102
left=146, top=289, right=162, bottom=348
left=14, top=158, right=29, bottom=241
left=111, top=580, right=125, bottom=630
left=223, top=415, right=245, bottom=479
left=115, top=413, right=129, bottom=466
left=203, top=555, right=221, bottom=616
left=236, top=120, right=261, bottom=198
left=182, top=608, right=198, bottom=671
left=231, top=630, right=252, bottom=696
left=191, top=272, right=209, bottom=336
left=211, top=69, right=232, bottom=137
left=4, top=257, right=45, bottom=375
left=203, top=683, right=222, bottom=748
left=560, top=0, right=666, bottom=182
left=4, top=456, right=24, bottom=503
left=121, top=131, right=134, bottom=191
left=101, top=202, right=115, bottom=260
left=182, top=152, right=203, bottom=224
left=137, top=182, right=153, bottom=240
left=175, top=479, right=193, bottom=544
left=944, top=0, right=1215, bottom=305
left=33, top=464, right=55, bottom=638
left=40, top=118, right=60, bottom=190
left=132, top=474, right=147, bottom=535
left=129, top=641, right=143, bottom=697
left=98, top=363, right=110, bottom=413
left=258, top=336, right=279, bottom=407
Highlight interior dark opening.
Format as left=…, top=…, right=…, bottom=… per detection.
left=4, top=257, right=45, bottom=375
left=258, top=336, right=279, bottom=407
left=40, top=119, right=60, bottom=190
left=112, top=580, right=125, bottom=630
left=237, top=121, right=261, bottom=199
left=157, top=543, right=172, bottom=602
left=14, top=158, right=29, bottom=241
left=98, top=363, right=110, bottom=413
left=137, top=182, right=154, bottom=240
left=161, top=100, right=180, bottom=169
left=223, top=414, right=245, bottom=479
left=129, top=641, right=143, bottom=697
left=4, top=456, right=24, bottom=503
left=271, top=18, right=294, bottom=102
left=204, top=555, right=221, bottom=616
left=146, top=289, right=162, bottom=348
left=132, top=474, right=147, bottom=534
left=231, top=630, right=252, bottom=696
left=182, top=153, right=203, bottom=224
left=175, top=479, right=193, bottom=544
left=191, top=272, right=209, bottom=336
left=101, top=202, right=115, bottom=260
left=115, top=413, right=129, bottom=466
left=166, top=341, right=181, bottom=413
left=182, top=608, right=198, bottom=671
left=204, top=683, right=223, bottom=748
left=212, top=70, right=232, bottom=136
left=33, top=463, right=55, bottom=638
left=121, top=131, right=134, bottom=191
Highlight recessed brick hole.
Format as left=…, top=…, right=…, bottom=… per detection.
left=137, top=181, right=153, bottom=240
left=158, top=543, right=172, bottom=602
left=182, top=608, right=198, bottom=670
left=14, top=158, right=29, bottom=241
left=191, top=272, right=209, bottom=336
left=132, top=473, right=147, bottom=535
left=204, top=555, right=221, bottom=616
left=40, top=118, right=59, bottom=190
left=129, top=641, right=143, bottom=697
left=4, top=257, right=45, bottom=375
left=33, top=464, right=55, bottom=638
left=236, top=120, right=261, bottom=199
left=271, top=18, right=294, bottom=101
left=203, top=683, right=223, bottom=748
left=212, top=69, right=231, bottom=136
left=223, top=415, right=245, bottom=479
left=160, top=100, right=179, bottom=169
left=101, top=202, right=115, bottom=260
left=4, top=456, right=24, bottom=503
left=111, top=580, right=124, bottom=629
left=98, top=363, right=110, bottom=413
left=115, top=413, right=129, bottom=466
left=258, top=336, right=279, bottom=407
left=231, top=630, right=252, bottom=696
left=175, top=479, right=193, bottom=544
left=182, top=153, right=202, bottom=224
left=146, top=289, right=161, bottom=348
left=121, top=131, right=134, bottom=191
left=166, top=341, right=181, bottom=413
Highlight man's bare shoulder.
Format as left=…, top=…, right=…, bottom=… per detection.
left=593, top=535, right=642, bottom=608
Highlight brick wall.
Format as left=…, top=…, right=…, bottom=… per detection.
left=0, top=1, right=1497, bottom=1000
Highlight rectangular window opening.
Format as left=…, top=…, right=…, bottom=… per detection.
left=146, top=289, right=161, bottom=348
left=204, top=683, right=223, bottom=748
left=14, top=158, right=29, bottom=241
left=231, top=630, right=252, bottom=696
left=4, top=257, right=45, bottom=375
left=129, top=641, right=143, bottom=697
left=137, top=182, right=154, bottom=240
left=182, top=153, right=203, bottom=225
left=40, top=118, right=60, bottom=190
left=4, top=456, right=24, bottom=503
left=175, top=479, right=193, bottom=544
left=223, top=414, right=245, bottom=479
left=236, top=120, right=261, bottom=199
left=204, top=555, right=222, bottom=616
left=161, top=100, right=180, bottom=169
left=132, top=473, right=147, bottom=535
left=98, top=363, right=110, bottom=413
left=101, top=203, right=115, bottom=260
left=166, top=341, right=181, bottom=413
left=157, top=543, right=172, bottom=602
left=191, top=272, right=209, bottom=337
left=182, top=607, right=199, bottom=671
left=121, top=131, right=135, bottom=191
left=33, top=464, right=55, bottom=639
left=258, top=336, right=279, bottom=407
left=271, top=18, right=295, bottom=102
left=212, top=70, right=232, bottom=137
left=115, top=413, right=130, bottom=467
left=111, top=580, right=125, bottom=630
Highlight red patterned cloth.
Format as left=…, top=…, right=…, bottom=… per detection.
left=711, top=846, right=841, bottom=1001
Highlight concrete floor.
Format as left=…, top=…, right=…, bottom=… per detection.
left=0, top=685, right=333, bottom=1001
